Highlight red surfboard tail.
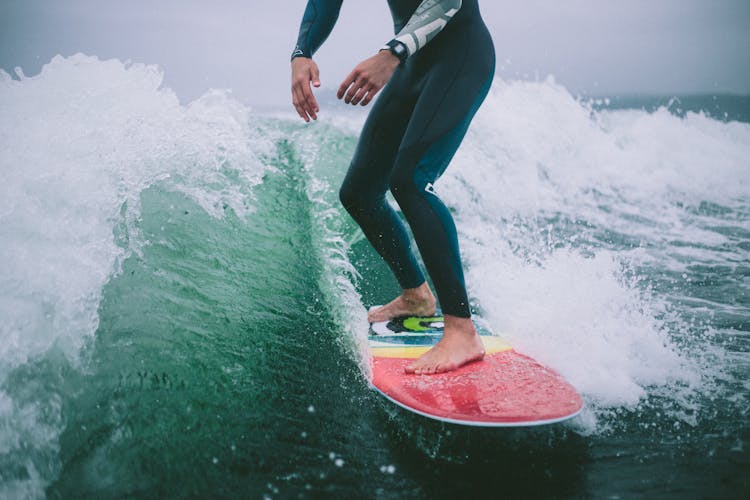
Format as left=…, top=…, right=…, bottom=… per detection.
left=371, top=350, right=583, bottom=426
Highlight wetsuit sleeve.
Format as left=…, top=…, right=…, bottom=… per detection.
left=384, top=0, right=463, bottom=58
left=291, top=0, right=344, bottom=60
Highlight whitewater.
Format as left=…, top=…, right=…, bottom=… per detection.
left=0, top=54, right=748, bottom=497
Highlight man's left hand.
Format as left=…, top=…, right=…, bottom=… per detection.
left=338, top=51, right=400, bottom=107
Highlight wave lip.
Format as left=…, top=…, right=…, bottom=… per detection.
left=440, top=76, right=750, bottom=432
left=0, top=53, right=268, bottom=496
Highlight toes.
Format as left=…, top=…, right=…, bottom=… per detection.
left=406, top=361, right=432, bottom=375
left=414, top=365, right=427, bottom=375
left=419, top=363, right=437, bottom=375
left=433, top=362, right=455, bottom=374
left=368, top=308, right=387, bottom=323
left=405, top=357, right=464, bottom=375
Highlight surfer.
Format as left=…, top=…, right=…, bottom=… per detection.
left=291, top=0, right=495, bottom=374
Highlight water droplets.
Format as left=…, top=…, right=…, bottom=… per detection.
left=379, top=464, right=396, bottom=474
left=328, top=451, right=345, bottom=468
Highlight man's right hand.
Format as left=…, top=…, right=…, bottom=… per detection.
left=291, top=57, right=321, bottom=122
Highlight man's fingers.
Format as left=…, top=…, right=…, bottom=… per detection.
left=338, top=70, right=358, bottom=99
left=297, top=76, right=319, bottom=113
left=345, top=80, right=366, bottom=104
left=294, top=104, right=310, bottom=122
left=350, top=85, right=370, bottom=106
left=294, top=79, right=318, bottom=120
left=344, top=76, right=364, bottom=103
left=293, top=83, right=318, bottom=121
left=360, top=87, right=379, bottom=106
left=292, top=87, right=310, bottom=122
left=292, top=85, right=309, bottom=121
left=357, top=81, right=383, bottom=106
left=302, top=86, right=319, bottom=117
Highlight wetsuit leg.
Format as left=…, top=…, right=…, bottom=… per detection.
left=340, top=11, right=495, bottom=318
left=339, top=68, right=426, bottom=290
left=389, top=42, right=494, bottom=318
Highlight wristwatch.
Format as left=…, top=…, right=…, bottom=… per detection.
left=383, top=40, right=408, bottom=65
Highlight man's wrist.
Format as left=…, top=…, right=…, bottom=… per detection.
left=290, top=45, right=309, bottom=61
left=382, top=40, right=408, bottom=65
left=378, top=49, right=401, bottom=65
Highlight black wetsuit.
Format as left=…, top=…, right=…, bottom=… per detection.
left=293, top=0, right=495, bottom=318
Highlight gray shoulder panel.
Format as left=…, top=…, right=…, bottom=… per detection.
left=387, top=0, right=463, bottom=57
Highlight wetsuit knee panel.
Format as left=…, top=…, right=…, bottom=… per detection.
left=388, top=151, right=425, bottom=204
left=339, top=179, right=376, bottom=215
left=340, top=176, right=390, bottom=218
left=338, top=181, right=358, bottom=213
left=388, top=167, right=410, bottom=200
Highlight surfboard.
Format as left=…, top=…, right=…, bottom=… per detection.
left=369, top=314, right=583, bottom=426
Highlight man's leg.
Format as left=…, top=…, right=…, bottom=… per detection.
left=389, top=62, right=495, bottom=374
left=338, top=68, right=437, bottom=321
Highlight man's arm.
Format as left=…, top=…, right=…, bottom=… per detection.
left=291, top=0, right=344, bottom=122
left=292, top=0, right=344, bottom=60
left=386, top=0, right=463, bottom=60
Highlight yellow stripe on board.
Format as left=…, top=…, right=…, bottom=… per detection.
left=371, top=336, right=513, bottom=359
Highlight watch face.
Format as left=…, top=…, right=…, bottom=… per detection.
left=386, top=40, right=407, bottom=62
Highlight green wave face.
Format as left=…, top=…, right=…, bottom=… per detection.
left=41, top=136, right=397, bottom=496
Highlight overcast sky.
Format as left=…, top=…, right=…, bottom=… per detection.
left=1, top=0, right=749, bottom=108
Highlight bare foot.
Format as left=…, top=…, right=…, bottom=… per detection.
left=405, top=315, right=485, bottom=375
left=368, top=282, right=436, bottom=323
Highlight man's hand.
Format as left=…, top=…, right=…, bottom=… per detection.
left=338, top=51, right=399, bottom=107
left=291, top=57, right=321, bottom=122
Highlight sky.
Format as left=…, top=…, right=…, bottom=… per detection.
left=1, top=0, right=749, bottom=108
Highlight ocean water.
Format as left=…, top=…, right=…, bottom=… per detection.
left=1, top=55, right=748, bottom=498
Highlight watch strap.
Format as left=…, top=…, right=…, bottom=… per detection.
left=383, top=40, right=408, bottom=64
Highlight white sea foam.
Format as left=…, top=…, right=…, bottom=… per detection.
left=310, top=76, right=749, bottom=434
left=291, top=124, right=372, bottom=377
left=436, top=77, right=750, bottom=432
left=1, top=54, right=748, bottom=492
left=0, top=54, right=269, bottom=495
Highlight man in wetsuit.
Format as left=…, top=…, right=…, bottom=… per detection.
left=291, top=0, right=495, bottom=374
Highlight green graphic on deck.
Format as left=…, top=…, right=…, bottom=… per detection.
left=401, top=316, right=444, bottom=332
